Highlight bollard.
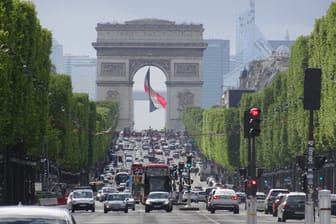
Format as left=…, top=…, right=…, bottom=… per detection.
left=318, top=189, right=331, bottom=224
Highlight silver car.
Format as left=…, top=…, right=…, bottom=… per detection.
left=104, top=193, right=128, bottom=213
left=0, top=206, right=76, bottom=224
left=145, top=191, right=173, bottom=213
left=122, top=192, right=136, bottom=211
left=207, top=188, right=239, bottom=214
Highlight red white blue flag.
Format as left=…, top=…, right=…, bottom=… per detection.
left=144, top=67, right=167, bottom=112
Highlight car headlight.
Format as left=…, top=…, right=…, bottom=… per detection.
left=164, top=199, right=169, bottom=205
left=72, top=201, right=77, bottom=204
left=105, top=204, right=110, bottom=208
left=145, top=200, right=151, bottom=205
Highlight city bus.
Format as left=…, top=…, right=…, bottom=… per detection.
left=131, top=163, right=143, bottom=203
left=140, top=164, right=171, bottom=204
left=115, top=171, right=130, bottom=186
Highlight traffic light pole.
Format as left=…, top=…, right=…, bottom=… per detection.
left=246, top=136, right=257, bottom=224
left=186, top=166, right=191, bottom=207
left=305, top=110, right=315, bottom=224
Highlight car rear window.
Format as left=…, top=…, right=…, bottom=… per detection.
left=257, top=195, right=266, bottom=200
left=271, top=190, right=289, bottom=197
left=287, top=195, right=305, bottom=203
left=215, top=190, right=235, bottom=196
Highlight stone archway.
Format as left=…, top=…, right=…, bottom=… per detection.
left=92, top=19, right=207, bottom=131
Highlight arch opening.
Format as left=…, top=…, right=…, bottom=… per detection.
left=133, top=66, right=167, bottom=131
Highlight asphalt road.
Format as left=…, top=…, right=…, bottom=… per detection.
left=72, top=201, right=336, bottom=224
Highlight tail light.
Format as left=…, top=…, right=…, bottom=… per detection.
left=212, top=195, right=221, bottom=200
left=282, top=203, right=288, bottom=209
left=231, top=195, right=238, bottom=200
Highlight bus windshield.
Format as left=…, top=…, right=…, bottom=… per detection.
left=115, top=172, right=129, bottom=185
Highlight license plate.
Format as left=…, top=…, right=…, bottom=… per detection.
left=295, top=211, right=304, bottom=215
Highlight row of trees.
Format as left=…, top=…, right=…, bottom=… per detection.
left=0, top=0, right=118, bottom=172
left=182, top=3, right=336, bottom=173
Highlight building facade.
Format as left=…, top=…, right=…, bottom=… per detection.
left=202, top=39, right=230, bottom=108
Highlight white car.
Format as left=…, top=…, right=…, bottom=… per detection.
left=256, top=192, right=266, bottom=211
left=0, top=206, right=77, bottom=224
left=182, top=191, right=199, bottom=203
left=68, top=189, right=95, bottom=213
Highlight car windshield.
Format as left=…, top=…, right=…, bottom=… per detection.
left=148, top=192, right=169, bottom=199
left=107, top=194, right=125, bottom=201
left=73, top=191, right=92, bottom=198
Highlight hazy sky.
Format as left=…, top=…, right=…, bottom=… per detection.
left=29, top=0, right=333, bottom=130
left=31, top=0, right=333, bottom=58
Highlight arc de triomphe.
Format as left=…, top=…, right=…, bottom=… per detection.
left=92, top=19, right=207, bottom=131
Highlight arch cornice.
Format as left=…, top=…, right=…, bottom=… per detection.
left=129, top=59, right=170, bottom=80
left=96, top=80, right=134, bottom=86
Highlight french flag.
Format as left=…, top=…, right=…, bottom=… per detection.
left=144, top=67, right=167, bottom=112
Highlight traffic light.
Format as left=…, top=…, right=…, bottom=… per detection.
left=186, top=155, right=192, bottom=168
left=296, top=155, right=306, bottom=170
left=169, top=168, right=174, bottom=177
left=301, top=173, right=307, bottom=193
left=314, top=156, right=326, bottom=170
left=173, top=165, right=178, bottom=180
left=239, top=168, right=247, bottom=179
left=178, top=162, right=184, bottom=173
left=319, top=175, right=324, bottom=182
left=263, top=178, right=268, bottom=185
left=246, top=178, right=257, bottom=196
left=248, top=108, right=261, bottom=136
left=243, top=110, right=250, bottom=138
left=257, top=168, right=264, bottom=178
left=250, top=179, right=257, bottom=196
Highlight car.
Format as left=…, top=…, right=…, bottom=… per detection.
left=256, top=192, right=266, bottom=211
left=96, top=190, right=103, bottom=201
left=145, top=191, right=173, bottom=213
left=0, top=206, right=77, bottom=224
left=272, top=193, right=288, bottom=217
left=197, top=191, right=208, bottom=202
left=236, top=192, right=246, bottom=204
left=100, top=186, right=115, bottom=201
left=331, top=194, right=336, bottom=215
left=207, top=188, right=239, bottom=214
left=277, top=192, right=306, bottom=222
left=123, top=192, right=136, bottom=210
left=68, top=189, right=95, bottom=213
left=264, top=188, right=289, bottom=214
left=182, top=191, right=199, bottom=203
left=103, top=193, right=128, bottom=213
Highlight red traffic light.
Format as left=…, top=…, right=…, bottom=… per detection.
left=249, top=108, right=261, bottom=118
left=251, top=179, right=257, bottom=185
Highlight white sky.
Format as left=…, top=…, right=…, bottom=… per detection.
left=31, top=0, right=332, bottom=58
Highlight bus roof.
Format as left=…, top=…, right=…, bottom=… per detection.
left=131, top=163, right=143, bottom=168
left=143, top=164, right=169, bottom=168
